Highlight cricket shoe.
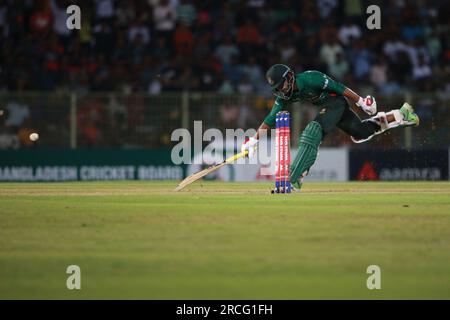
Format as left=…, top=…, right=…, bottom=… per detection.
left=400, top=102, right=420, bottom=127
left=291, top=177, right=304, bottom=192
left=290, top=169, right=309, bottom=192
left=291, top=181, right=302, bottom=192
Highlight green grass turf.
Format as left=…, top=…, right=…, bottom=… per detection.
left=1, top=181, right=450, bottom=299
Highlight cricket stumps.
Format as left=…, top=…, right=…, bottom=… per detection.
left=272, top=111, right=291, bottom=194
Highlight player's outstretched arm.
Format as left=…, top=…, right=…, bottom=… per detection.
left=241, top=122, right=270, bottom=158
left=255, top=122, right=270, bottom=140
left=305, top=70, right=377, bottom=116
left=343, top=88, right=377, bottom=115
left=242, top=95, right=283, bottom=158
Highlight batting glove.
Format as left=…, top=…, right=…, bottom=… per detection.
left=357, top=95, right=377, bottom=116
left=241, top=136, right=258, bottom=158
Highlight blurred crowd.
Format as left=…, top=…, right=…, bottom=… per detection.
left=0, top=0, right=449, bottom=94
left=0, top=0, right=449, bottom=149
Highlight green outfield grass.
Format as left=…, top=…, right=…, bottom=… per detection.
left=1, top=181, right=450, bottom=299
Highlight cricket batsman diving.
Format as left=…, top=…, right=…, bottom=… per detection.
left=241, top=64, right=420, bottom=190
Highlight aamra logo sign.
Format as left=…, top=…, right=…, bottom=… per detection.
left=357, top=161, right=379, bottom=181
left=350, top=150, right=449, bottom=181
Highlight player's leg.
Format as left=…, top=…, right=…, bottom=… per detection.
left=338, top=102, right=420, bottom=143
left=289, top=97, right=346, bottom=189
left=336, top=106, right=380, bottom=141
left=289, top=121, right=322, bottom=189
left=399, top=102, right=420, bottom=126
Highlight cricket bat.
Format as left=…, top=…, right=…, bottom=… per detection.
left=174, top=150, right=248, bottom=192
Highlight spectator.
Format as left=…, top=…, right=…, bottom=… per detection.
left=214, top=35, right=239, bottom=66
left=425, top=30, right=442, bottom=63
left=0, top=128, right=20, bottom=149
left=391, top=53, right=411, bottom=86
left=173, top=22, right=194, bottom=56
left=316, top=0, right=339, bottom=19
left=177, top=0, right=196, bottom=27
left=349, top=39, right=373, bottom=81
left=77, top=98, right=104, bottom=147
left=219, top=103, right=239, bottom=127
left=274, top=0, right=297, bottom=23
left=413, top=53, right=432, bottom=82
left=95, top=0, right=115, bottom=22
left=237, top=75, right=253, bottom=94
left=378, top=73, right=401, bottom=96
left=218, top=75, right=234, bottom=94
left=370, top=56, right=388, bottom=89
left=236, top=19, right=263, bottom=46
left=298, top=35, right=322, bottom=70
left=148, top=75, right=162, bottom=95
left=405, top=39, right=430, bottom=71
left=94, top=21, right=115, bottom=57
left=111, top=31, right=130, bottom=61
left=29, top=0, right=53, bottom=35
left=300, top=4, right=321, bottom=36
left=192, top=32, right=212, bottom=60
left=222, top=55, right=242, bottom=87
left=152, top=36, right=171, bottom=60
left=383, top=33, right=408, bottom=62
left=129, top=33, right=148, bottom=65
left=116, top=0, right=137, bottom=26
left=338, top=18, right=361, bottom=46
left=279, top=38, right=296, bottom=63
left=4, top=100, right=30, bottom=128
left=402, top=16, right=425, bottom=41
left=153, top=0, right=177, bottom=41
left=319, top=37, right=344, bottom=70
left=50, top=0, right=71, bottom=39
left=241, top=57, right=264, bottom=91
left=328, top=52, right=349, bottom=81
left=277, top=19, right=301, bottom=41
left=128, top=17, right=151, bottom=45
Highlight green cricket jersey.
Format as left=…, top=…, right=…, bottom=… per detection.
left=263, top=70, right=346, bottom=127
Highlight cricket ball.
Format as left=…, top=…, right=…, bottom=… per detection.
left=29, top=132, right=39, bottom=141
